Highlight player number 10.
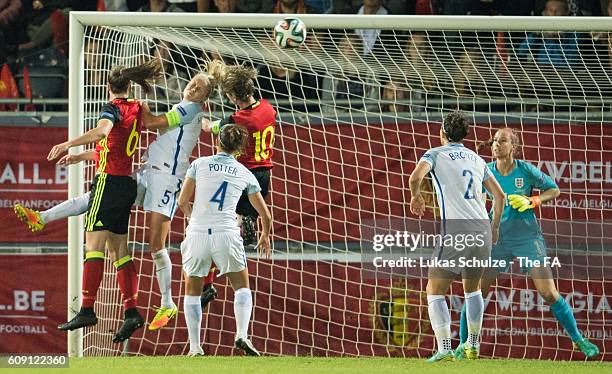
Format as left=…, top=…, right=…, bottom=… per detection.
left=252, top=125, right=274, bottom=162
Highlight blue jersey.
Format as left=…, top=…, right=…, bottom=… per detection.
left=486, top=159, right=558, bottom=242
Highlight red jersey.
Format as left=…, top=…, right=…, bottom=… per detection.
left=95, top=98, right=142, bottom=176
left=222, top=99, right=277, bottom=169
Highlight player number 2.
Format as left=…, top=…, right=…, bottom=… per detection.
left=210, top=181, right=228, bottom=211
left=253, top=125, right=275, bottom=162
left=462, top=169, right=475, bottom=200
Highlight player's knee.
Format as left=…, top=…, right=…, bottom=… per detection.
left=540, top=289, right=559, bottom=304
left=234, top=288, right=252, bottom=306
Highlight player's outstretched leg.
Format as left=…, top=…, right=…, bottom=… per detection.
left=14, top=204, right=45, bottom=232
left=112, top=254, right=144, bottom=343
left=201, top=265, right=218, bottom=309
left=14, top=193, right=90, bottom=233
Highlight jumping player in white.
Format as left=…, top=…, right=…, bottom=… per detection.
left=14, top=72, right=219, bottom=330
left=178, top=124, right=272, bottom=357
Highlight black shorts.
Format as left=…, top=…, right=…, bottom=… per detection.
left=236, top=167, right=270, bottom=219
left=85, top=173, right=137, bottom=235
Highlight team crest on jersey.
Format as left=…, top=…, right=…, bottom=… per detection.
left=515, top=178, right=524, bottom=188
left=370, top=280, right=430, bottom=349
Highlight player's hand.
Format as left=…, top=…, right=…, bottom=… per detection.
left=140, top=101, right=151, bottom=112
left=508, top=194, right=541, bottom=212
left=491, top=225, right=499, bottom=246
left=256, top=234, right=270, bottom=259
left=47, top=142, right=70, bottom=161
left=57, top=153, right=81, bottom=166
left=410, top=194, right=426, bottom=217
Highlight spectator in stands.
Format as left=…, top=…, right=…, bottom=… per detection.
left=205, top=0, right=273, bottom=12
left=256, top=61, right=318, bottom=112
left=212, top=0, right=236, bottom=12
left=0, top=0, right=21, bottom=63
left=381, top=79, right=409, bottom=113
left=166, top=0, right=202, bottom=12
left=84, top=38, right=105, bottom=87
left=273, top=0, right=309, bottom=13
left=517, top=0, right=579, bottom=69
left=355, top=0, right=388, bottom=56
left=328, top=0, right=361, bottom=13
left=303, top=0, right=330, bottom=13
left=18, top=0, right=96, bottom=52
left=97, top=0, right=129, bottom=11
left=137, top=0, right=183, bottom=11
left=321, top=32, right=379, bottom=113
left=534, top=0, right=601, bottom=15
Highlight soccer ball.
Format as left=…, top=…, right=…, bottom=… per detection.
left=273, top=17, right=306, bottom=48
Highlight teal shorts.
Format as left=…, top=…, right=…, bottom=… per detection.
left=490, top=237, right=547, bottom=273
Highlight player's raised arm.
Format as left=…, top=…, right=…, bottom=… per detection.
left=247, top=191, right=272, bottom=258
left=408, top=160, right=432, bottom=217
left=47, top=118, right=113, bottom=161
left=57, top=150, right=97, bottom=166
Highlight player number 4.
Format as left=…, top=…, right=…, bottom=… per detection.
left=210, top=181, right=228, bottom=210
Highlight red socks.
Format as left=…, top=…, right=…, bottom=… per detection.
left=82, top=251, right=105, bottom=309
left=114, top=255, right=139, bottom=311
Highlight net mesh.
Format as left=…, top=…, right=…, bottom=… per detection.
left=78, top=20, right=611, bottom=359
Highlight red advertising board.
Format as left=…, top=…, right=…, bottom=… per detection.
left=0, top=126, right=69, bottom=243
left=0, top=253, right=609, bottom=360
left=1, top=123, right=609, bottom=243
left=0, top=254, right=67, bottom=354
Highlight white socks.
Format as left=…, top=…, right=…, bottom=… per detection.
left=184, top=295, right=203, bottom=354
left=40, top=192, right=90, bottom=223
left=465, top=290, right=484, bottom=348
left=234, top=288, right=252, bottom=340
left=152, top=249, right=173, bottom=309
left=427, top=295, right=452, bottom=354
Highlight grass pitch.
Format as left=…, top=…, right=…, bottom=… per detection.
left=3, top=356, right=610, bottom=374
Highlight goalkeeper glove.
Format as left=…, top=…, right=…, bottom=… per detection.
left=507, top=194, right=542, bottom=212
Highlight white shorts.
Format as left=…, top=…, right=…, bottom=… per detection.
left=135, top=168, right=183, bottom=219
left=180, top=229, right=247, bottom=277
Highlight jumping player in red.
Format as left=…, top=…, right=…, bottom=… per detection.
left=47, top=59, right=179, bottom=343
left=202, top=61, right=277, bottom=302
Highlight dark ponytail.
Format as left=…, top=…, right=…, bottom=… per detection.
left=219, top=124, right=248, bottom=155
left=108, top=58, right=163, bottom=95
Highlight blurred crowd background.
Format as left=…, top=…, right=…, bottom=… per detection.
left=1, top=0, right=611, bottom=114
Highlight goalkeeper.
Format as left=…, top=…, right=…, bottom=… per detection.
left=456, top=128, right=599, bottom=359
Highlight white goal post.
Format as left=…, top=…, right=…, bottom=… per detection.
left=67, top=11, right=611, bottom=359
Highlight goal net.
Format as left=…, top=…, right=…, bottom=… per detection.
left=70, top=13, right=611, bottom=360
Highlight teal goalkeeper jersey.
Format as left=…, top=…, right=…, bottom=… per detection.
left=486, top=159, right=558, bottom=242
